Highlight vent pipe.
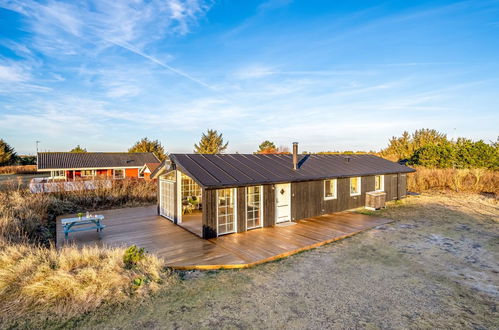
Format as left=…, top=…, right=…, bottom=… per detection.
left=292, top=142, right=298, bottom=170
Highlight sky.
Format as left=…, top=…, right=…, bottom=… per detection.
left=0, top=0, right=498, bottom=155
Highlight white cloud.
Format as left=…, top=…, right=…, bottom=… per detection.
left=0, top=64, right=30, bottom=82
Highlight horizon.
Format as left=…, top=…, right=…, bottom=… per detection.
left=1, top=0, right=498, bottom=155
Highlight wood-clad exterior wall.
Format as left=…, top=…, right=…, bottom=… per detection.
left=161, top=172, right=408, bottom=239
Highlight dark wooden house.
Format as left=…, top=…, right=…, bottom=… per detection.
left=153, top=143, right=415, bottom=239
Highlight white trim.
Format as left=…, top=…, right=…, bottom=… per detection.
left=323, top=179, right=338, bottom=200
left=245, top=185, right=263, bottom=230
left=113, top=169, right=125, bottom=179
left=176, top=170, right=182, bottom=224
left=350, top=177, right=362, bottom=196
left=374, top=175, right=385, bottom=192
left=216, top=188, right=237, bottom=236
left=81, top=169, right=96, bottom=177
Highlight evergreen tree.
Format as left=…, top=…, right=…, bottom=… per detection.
left=128, top=138, right=167, bottom=161
left=256, top=140, right=277, bottom=153
left=194, top=129, right=228, bottom=154
left=69, top=145, right=87, bottom=153
left=0, top=139, right=17, bottom=166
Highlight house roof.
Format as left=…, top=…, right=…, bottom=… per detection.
left=141, top=162, right=161, bottom=173
left=167, top=153, right=415, bottom=189
left=37, top=152, right=160, bottom=171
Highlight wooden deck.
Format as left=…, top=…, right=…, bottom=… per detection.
left=56, top=206, right=391, bottom=270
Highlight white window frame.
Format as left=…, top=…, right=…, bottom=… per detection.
left=81, top=169, right=96, bottom=177
left=113, top=169, right=125, bottom=179
left=246, top=186, right=263, bottom=230
left=51, top=170, right=66, bottom=179
left=216, top=188, right=237, bottom=236
left=350, top=177, right=362, bottom=196
left=138, top=170, right=145, bottom=178
left=323, top=179, right=337, bottom=200
left=374, top=175, right=384, bottom=192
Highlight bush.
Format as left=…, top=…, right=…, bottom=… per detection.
left=0, top=243, right=172, bottom=324
left=0, top=165, right=37, bottom=175
left=407, top=167, right=499, bottom=194
left=123, top=245, right=146, bottom=269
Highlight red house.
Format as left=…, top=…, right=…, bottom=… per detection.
left=37, top=152, right=160, bottom=180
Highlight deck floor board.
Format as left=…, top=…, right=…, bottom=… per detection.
left=56, top=206, right=391, bottom=269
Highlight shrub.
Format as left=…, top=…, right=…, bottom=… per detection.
left=0, top=165, right=37, bottom=175
left=407, top=167, right=499, bottom=194
left=123, top=245, right=146, bottom=269
left=0, top=243, right=172, bottom=324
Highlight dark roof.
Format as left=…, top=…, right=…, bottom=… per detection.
left=169, top=153, right=415, bottom=188
left=37, top=152, right=160, bottom=170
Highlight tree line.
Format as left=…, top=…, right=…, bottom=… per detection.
left=1, top=128, right=497, bottom=169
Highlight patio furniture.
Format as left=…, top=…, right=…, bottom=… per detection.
left=61, top=214, right=106, bottom=238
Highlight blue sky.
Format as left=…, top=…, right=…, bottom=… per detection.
left=0, top=0, right=498, bottom=154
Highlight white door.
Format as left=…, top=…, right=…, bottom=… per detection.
left=159, top=178, right=175, bottom=221
left=275, top=183, right=291, bottom=223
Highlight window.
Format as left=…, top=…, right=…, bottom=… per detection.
left=181, top=172, right=201, bottom=201
left=324, top=179, right=337, bottom=200
left=350, top=177, right=361, bottom=196
left=114, top=169, right=125, bottom=179
left=246, top=186, right=262, bottom=229
left=164, top=170, right=176, bottom=181
left=51, top=170, right=65, bottom=178
left=374, top=175, right=384, bottom=191
left=217, top=188, right=236, bottom=235
left=81, top=170, right=95, bottom=177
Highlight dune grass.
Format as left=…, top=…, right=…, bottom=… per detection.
left=0, top=242, right=174, bottom=325
left=0, top=165, right=37, bottom=175
left=407, top=167, right=498, bottom=195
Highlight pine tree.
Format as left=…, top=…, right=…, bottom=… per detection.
left=256, top=140, right=277, bottom=153
left=128, top=138, right=167, bottom=161
left=69, top=145, right=87, bottom=153
left=194, top=129, right=228, bottom=154
left=0, top=139, right=17, bottom=166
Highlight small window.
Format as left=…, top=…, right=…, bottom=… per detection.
left=350, top=177, right=361, bottom=196
left=81, top=170, right=95, bottom=177
left=114, top=169, right=125, bottom=179
left=163, top=170, right=176, bottom=181
left=374, top=175, right=384, bottom=191
left=324, top=179, right=337, bottom=200
left=51, top=170, right=65, bottom=178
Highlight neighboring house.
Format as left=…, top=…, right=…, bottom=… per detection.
left=37, top=152, right=160, bottom=180
left=153, top=143, right=415, bottom=239
left=139, top=163, right=161, bottom=180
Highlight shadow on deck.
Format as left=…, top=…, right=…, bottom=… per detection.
left=56, top=206, right=391, bottom=270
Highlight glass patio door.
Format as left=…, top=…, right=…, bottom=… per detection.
left=217, top=188, right=236, bottom=235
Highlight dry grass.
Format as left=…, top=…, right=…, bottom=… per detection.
left=0, top=179, right=172, bottom=327
left=0, top=242, right=174, bottom=325
left=408, top=167, right=498, bottom=195
left=0, top=165, right=37, bottom=175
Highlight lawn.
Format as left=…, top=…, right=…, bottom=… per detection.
left=27, top=192, right=498, bottom=329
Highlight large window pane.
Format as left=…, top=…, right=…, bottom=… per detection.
left=324, top=179, right=337, bottom=199
left=218, top=188, right=236, bottom=235
left=246, top=186, right=262, bottom=229
left=350, top=177, right=361, bottom=196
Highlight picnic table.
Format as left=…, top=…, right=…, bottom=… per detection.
left=61, top=215, right=106, bottom=238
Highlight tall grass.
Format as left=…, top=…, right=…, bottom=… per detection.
left=0, top=242, right=173, bottom=324
left=0, top=179, right=169, bottom=325
left=0, top=165, right=37, bottom=175
left=408, top=167, right=498, bottom=195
